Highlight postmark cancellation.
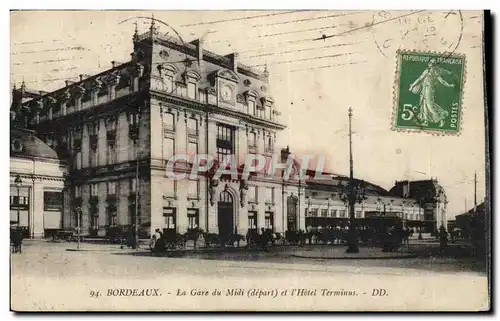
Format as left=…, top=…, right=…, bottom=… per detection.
left=392, top=50, right=466, bottom=135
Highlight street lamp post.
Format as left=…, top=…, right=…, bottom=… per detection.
left=348, top=108, right=355, bottom=252
left=15, top=175, right=22, bottom=228
left=76, top=207, right=81, bottom=250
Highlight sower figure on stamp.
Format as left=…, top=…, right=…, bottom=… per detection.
left=409, top=58, right=455, bottom=127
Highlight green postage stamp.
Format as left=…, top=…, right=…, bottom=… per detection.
left=393, top=50, right=466, bottom=135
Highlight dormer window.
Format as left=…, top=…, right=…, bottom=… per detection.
left=183, top=70, right=201, bottom=100
left=187, top=82, right=197, bottom=99
left=244, top=90, right=259, bottom=116
left=249, top=100, right=256, bottom=116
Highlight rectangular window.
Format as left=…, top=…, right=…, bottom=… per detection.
left=264, top=135, right=273, bottom=152
left=89, top=150, right=98, bottom=167
left=164, top=178, right=175, bottom=197
left=356, top=211, right=362, bottom=218
left=130, top=179, right=136, bottom=194
left=107, top=181, right=116, bottom=195
left=248, top=186, right=257, bottom=203
left=330, top=209, right=337, bottom=218
left=90, top=215, right=99, bottom=230
left=164, top=112, right=175, bottom=132
left=44, top=192, right=62, bottom=211
left=163, top=75, right=173, bottom=93
left=266, top=105, right=272, bottom=120
left=249, top=101, right=256, bottom=116
left=164, top=138, right=174, bottom=159
left=339, top=210, right=346, bottom=218
left=248, top=132, right=257, bottom=151
left=106, top=144, right=116, bottom=165
left=310, top=208, right=318, bottom=217
left=181, top=85, right=187, bottom=97
left=187, top=118, right=198, bottom=136
left=187, top=209, right=199, bottom=230
left=76, top=152, right=82, bottom=169
left=321, top=209, right=328, bottom=217
left=107, top=206, right=117, bottom=227
left=90, top=183, right=99, bottom=196
left=198, top=89, right=206, bottom=103
left=187, top=82, right=197, bottom=99
left=163, top=207, right=176, bottom=231
left=265, top=212, right=274, bottom=231
left=188, top=180, right=199, bottom=199
left=75, top=185, right=81, bottom=198
left=248, top=211, right=257, bottom=231
left=216, top=124, right=234, bottom=163
left=187, top=141, right=198, bottom=159
left=265, top=187, right=274, bottom=204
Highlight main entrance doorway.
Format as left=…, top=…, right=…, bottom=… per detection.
left=218, top=191, right=234, bottom=240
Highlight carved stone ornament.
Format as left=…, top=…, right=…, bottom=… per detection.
left=239, top=179, right=249, bottom=208
left=208, top=178, right=219, bottom=206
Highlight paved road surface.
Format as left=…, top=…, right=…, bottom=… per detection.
left=10, top=241, right=488, bottom=311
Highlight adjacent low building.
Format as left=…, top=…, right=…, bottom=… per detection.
left=10, top=121, right=68, bottom=238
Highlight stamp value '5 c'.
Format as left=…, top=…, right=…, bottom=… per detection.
left=392, top=50, right=466, bottom=135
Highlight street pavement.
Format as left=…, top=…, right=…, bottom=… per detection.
left=10, top=239, right=488, bottom=311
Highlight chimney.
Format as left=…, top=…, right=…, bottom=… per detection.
left=190, top=39, right=204, bottom=66
left=65, top=80, right=75, bottom=87
left=228, top=53, right=238, bottom=72
left=111, top=61, right=117, bottom=68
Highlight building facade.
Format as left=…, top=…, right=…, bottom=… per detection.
left=11, top=24, right=436, bottom=239
left=14, top=26, right=306, bottom=239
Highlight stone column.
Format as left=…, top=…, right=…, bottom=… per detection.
left=257, top=186, right=266, bottom=230
left=98, top=119, right=106, bottom=167
left=274, top=185, right=284, bottom=233
left=98, top=182, right=107, bottom=237
left=207, top=118, right=217, bottom=160
left=33, top=183, right=44, bottom=238
left=29, top=179, right=35, bottom=239
left=176, top=110, right=187, bottom=156
left=82, top=123, right=90, bottom=168
left=237, top=127, right=246, bottom=165
left=177, top=179, right=188, bottom=234
left=150, top=172, right=164, bottom=234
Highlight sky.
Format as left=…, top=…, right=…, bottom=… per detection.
left=10, top=10, right=487, bottom=218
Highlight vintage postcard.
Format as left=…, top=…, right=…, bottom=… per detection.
left=9, top=10, right=490, bottom=311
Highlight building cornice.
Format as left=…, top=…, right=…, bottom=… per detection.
left=150, top=90, right=286, bottom=130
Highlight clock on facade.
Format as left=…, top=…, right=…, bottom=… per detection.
left=220, top=84, right=234, bottom=102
